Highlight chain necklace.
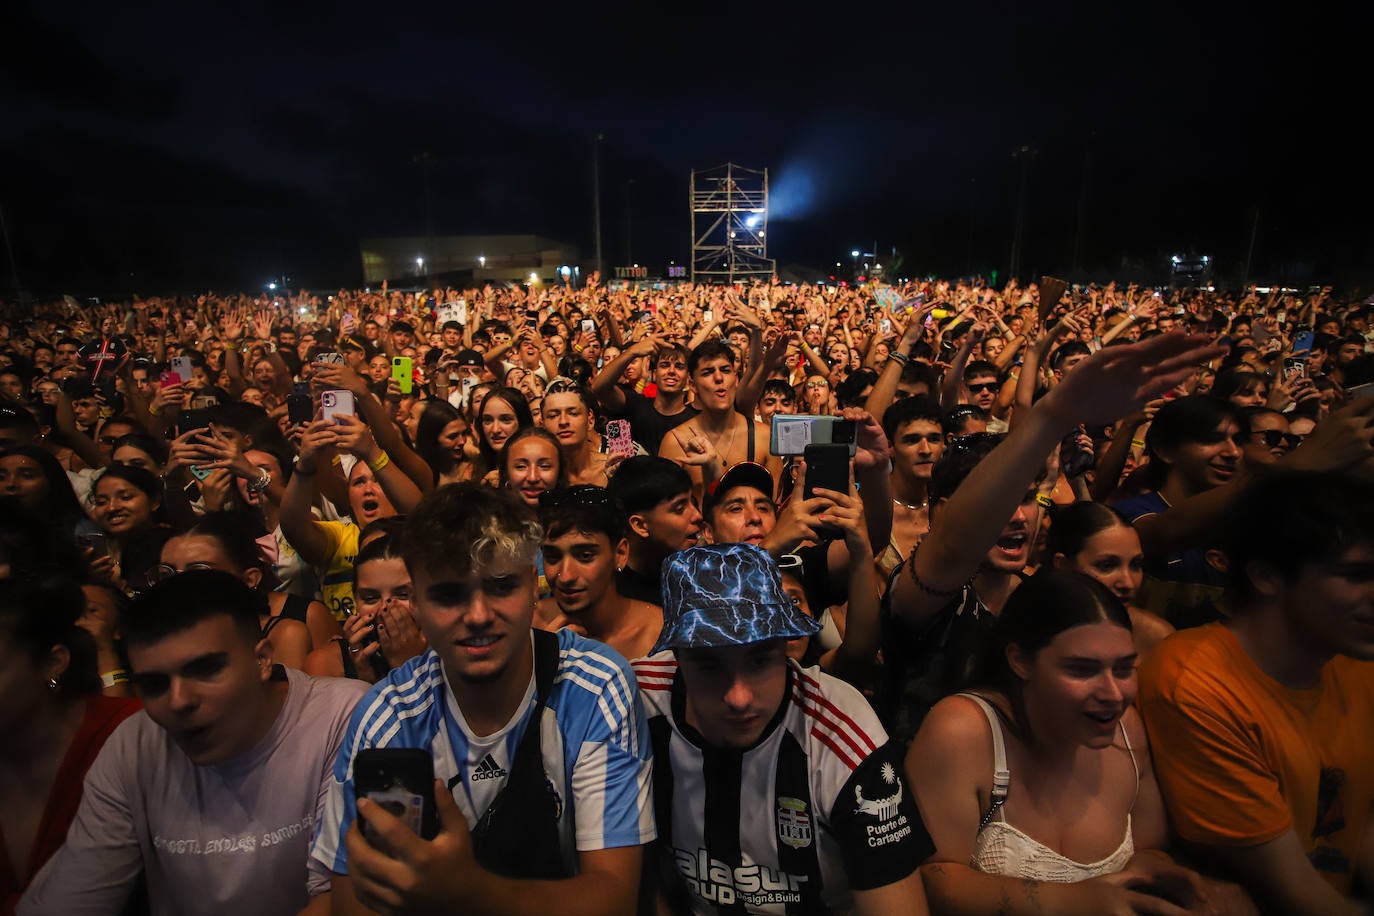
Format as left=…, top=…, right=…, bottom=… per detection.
left=893, top=495, right=928, bottom=511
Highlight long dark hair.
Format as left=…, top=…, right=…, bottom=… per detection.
left=476, top=387, right=534, bottom=469
left=414, top=400, right=467, bottom=478
left=0, top=575, right=102, bottom=695
left=969, top=568, right=1132, bottom=694
left=90, top=464, right=168, bottom=531
left=0, top=445, right=86, bottom=536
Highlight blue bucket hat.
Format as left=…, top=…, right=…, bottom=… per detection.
left=651, top=543, right=821, bottom=654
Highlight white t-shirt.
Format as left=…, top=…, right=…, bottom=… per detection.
left=20, top=668, right=367, bottom=916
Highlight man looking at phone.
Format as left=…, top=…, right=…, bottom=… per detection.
left=312, top=485, right=655, bottom=915
left=537, top=484, right=663, bottom=661
left=19, top=571, right=367, bottom=916
left=633, top=544, right=933, bottom=914
left=592, top=338, right=697, bottom=455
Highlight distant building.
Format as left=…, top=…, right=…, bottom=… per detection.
left=359, top=235, right=582, bottom=286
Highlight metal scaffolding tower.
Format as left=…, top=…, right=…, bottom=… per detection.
left=690, top=163, right=775, bottom=284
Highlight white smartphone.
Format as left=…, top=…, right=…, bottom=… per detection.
left=581, top=319, right=596, bottom=335
left=320, top=389, right=356, bottom=424
left=170, top=356, right=194, bottom=382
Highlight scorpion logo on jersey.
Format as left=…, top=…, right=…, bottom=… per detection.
left=854, top=763, right=902, bottom=821
left=776, top=797, right=812, bottom=850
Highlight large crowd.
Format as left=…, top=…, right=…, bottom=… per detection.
left=0, top=273, right=1371, bottom=915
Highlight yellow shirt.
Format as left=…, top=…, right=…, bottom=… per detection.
left=315, top=520, right=360, bottom=621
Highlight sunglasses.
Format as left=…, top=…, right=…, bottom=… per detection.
left=947, top=431, right=1007, bottom=454
left=544, top=377, right=583, bottom=396
left=805, top=380, right=829, bottom=389
left=966, top=382, right=999, bottom=394
left=539, top=484, right=615, bottom=510
left=1254, top=429, right=1302, bottom=449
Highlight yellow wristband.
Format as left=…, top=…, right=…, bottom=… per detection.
left=148, top=404, right=160, bottom=416
left=1035, top=493, right=1053, bottom=508
left=368, top=451, right=391, bottom=473
left=1131, top=439, right=1146, bottom=448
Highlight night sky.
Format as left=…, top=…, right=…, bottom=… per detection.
left=2, top=0, right=1369, bottom=296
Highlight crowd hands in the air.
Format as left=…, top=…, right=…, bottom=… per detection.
left=1, top=271, right=1373, bottom=915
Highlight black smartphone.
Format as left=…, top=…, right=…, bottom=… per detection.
left=61, top=377, right=94, bottom=399
left=353, top=748, right=438, bottom=845
left=75, top=529, right=109, bottom=559
left=177, top=408, right=211, bottom=435
left=287, top=393, right=314, bottom=427
left=1060, top=426, right=1095, bottom=479
left=803, top=443, right=851, bottom=541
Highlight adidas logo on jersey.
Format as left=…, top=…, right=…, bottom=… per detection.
left=471, top=754, right=508, bottom=781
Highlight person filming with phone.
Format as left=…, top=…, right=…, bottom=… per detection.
left=310, top=484, right=655, bottom=915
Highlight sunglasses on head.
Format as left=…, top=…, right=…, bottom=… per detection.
left=539, top=485, right=614, bottom=510
left=544, top=377, right=582, bottom=396
left=966, top=382, right=999, bottom=394
left=947, top=431, right=1007, bottom=453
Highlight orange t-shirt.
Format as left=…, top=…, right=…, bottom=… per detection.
left=1138, top=623, right=1374, bottom=895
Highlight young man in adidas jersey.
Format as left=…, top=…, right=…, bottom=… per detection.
left=634, top=543, right=933, bottom=915
left=311, top=484, right=655, bottom=915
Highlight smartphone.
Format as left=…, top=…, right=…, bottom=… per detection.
left=190, top=395, right=218, bottom=409
left=171, top=356, right=194, bottom=381
left=460, top=377, right=478, bottom=405
left=1346, top=383, right=1374, bottom=400
left=177, top=408, right=211, bottom=435
left=188, top=463, right=213, bottom=482
left=320, top=390, right=356, bottom=424
left=1060, top=426, right=1095, bottom=478
left=315, top=352, right=346, bottom=366
left=75, top=529, right=109, bottom=559
left=287, top=392, right=314, bottom=426
left=770, top=415, right=856, bottom=457
left=702, top=310, right=713, bottom=324
left=605, top=420, right=634, bottom=459
left=1291, top=330, right=1315, bottom=356
left=159, top=371, right=180, bottom=388
left=1283, top=357, right=1306, bottom=381
left=580, top=319, right=596, bottom=335
left=802, top=443, right=851, bottom=540
left=391, top=357, right=414, bottom=395
left=353, top=749, right=438, bottom=844
left=879, top=318, right=891, bottom=334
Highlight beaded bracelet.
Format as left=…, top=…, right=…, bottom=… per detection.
left=906, top=545, right=966, bottom=598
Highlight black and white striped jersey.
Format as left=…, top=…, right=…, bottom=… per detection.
left=635, top=654, right=932, bottom=914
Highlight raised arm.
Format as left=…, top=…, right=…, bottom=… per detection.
left=892, top=333, right=1224, bottom=625
left=331, top=414, right=424, bottom=514
left=592, top=335, right=659, bottom=414
left=939, top=322, right=987, bottom=414
left=278, top=420, right=337, bottom=567
left=313, top=362, right=434, bottom=493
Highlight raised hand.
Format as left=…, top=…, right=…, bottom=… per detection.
left=1039, top=333, right=1227, bottom=428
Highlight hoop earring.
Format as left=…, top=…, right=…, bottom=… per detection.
left=47, top=677, right=59, bottom=691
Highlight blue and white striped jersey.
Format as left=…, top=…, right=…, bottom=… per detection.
left=311, top=629, right=655, bottom=876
